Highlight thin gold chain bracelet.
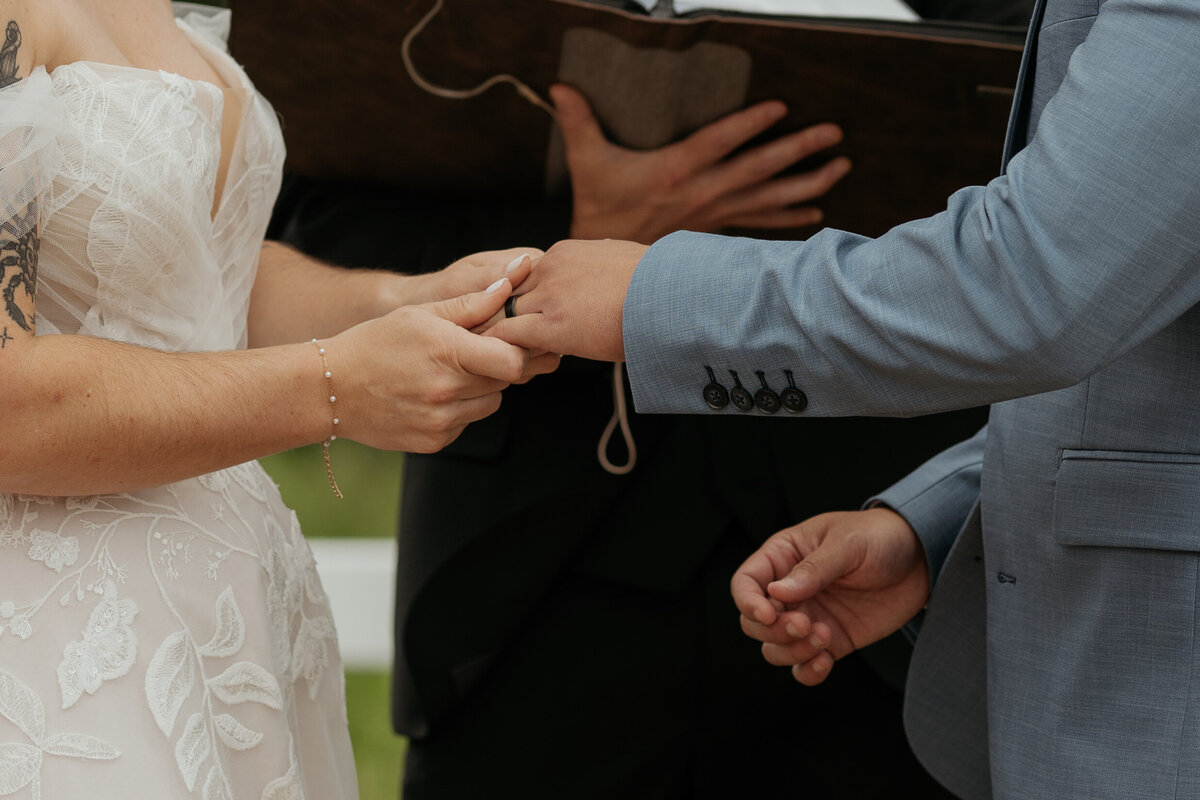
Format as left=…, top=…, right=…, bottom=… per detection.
left=310, top=338, right=343, bottom=499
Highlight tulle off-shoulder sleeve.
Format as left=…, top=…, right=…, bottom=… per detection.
left=174, top=2, right=233, bottom=53
left=0, top=67, right=65, bottom=241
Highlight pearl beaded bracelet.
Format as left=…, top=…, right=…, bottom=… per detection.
left=311, top=338, right=343, bottom=499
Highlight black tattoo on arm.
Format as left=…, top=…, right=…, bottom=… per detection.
left=0, top=21, right=21, bottom=88
left=0, top=21, right=38, bottom=343
left=0, top=200, right=39, bottom=335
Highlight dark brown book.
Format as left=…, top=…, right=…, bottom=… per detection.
left=231, top=0, right=1025, bottom=237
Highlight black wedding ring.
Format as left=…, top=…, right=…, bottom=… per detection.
left=504, top=294, right=519, bottom=319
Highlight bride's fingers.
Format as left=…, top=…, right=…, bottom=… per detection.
left=501, top=253, right=533, bottom=288
left=407, top=394, right=504, bottom=453
left=453, top=329, right=528, bottom=385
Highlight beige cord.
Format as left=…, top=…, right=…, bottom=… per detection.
left=598, top=363, right=637, bottom=475
left=401, top=0, right=558, bottom=118
left=403, top=1, right=637, bottom=475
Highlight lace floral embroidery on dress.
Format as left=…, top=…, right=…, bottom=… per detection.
left=26, top=530, right=79, bottom=573
left=0, top=669, right=119, bottom=799
left=57, top=581, right=138, bottom=709
left=0, top=463, right=339, bottom=797
left=0, top=3, right=349, bottom=795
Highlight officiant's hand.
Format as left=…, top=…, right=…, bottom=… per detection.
left=330, top=278, right=558, bottom=453
left=730, top=509, right=930, bottom=686
left=554, top=84, right=852, bottom=244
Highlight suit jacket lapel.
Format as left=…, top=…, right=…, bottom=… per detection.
left=1002, top=0, right=1048, bottom=171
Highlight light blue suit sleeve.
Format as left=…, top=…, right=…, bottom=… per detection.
left=869, top=426, right=986, bottom=585
left=622, top=0, right=1200, bottom=419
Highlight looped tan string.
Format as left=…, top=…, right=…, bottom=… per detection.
left=597, top=363, right=637, bottom=475
left=401, top=0, right=558, bottom=118
left=402, top=1, right=637, bottom=475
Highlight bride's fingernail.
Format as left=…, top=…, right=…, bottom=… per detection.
left=505, top=255, right=526, bottom=274
left=485, top=278, right=507, bottom=294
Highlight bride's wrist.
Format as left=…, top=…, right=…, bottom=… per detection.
left=371, top=271, right=423, bottom=314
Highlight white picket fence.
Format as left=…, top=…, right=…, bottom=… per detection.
left=307, top=537, right=396, bottom=670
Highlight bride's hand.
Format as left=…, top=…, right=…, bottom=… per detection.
left=327, top=278, right=558, bottom=452
left=402, top=247, right=543, bottom=306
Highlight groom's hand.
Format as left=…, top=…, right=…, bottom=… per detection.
left=486, top=239, right=646, bottom=362
left=732, top=508, right=931, bottom=686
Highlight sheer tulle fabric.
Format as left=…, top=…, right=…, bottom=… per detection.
left=0, top=7, right=356, bottom=799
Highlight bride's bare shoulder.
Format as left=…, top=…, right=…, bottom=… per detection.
left=0, top=3, right=36, bottom=86
left=0, top=0, right=70, bottom=83
left=4, top=0, right=192, bottom=78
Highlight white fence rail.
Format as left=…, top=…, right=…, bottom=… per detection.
left=308, top=537, right=396, bottom=671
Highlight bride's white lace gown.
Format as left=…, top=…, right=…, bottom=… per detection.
left=0, top=6, right=357, bottom=799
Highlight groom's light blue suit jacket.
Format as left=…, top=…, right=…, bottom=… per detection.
left=623, top=0, right=1200, bottom=797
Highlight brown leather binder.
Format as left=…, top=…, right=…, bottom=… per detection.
left=230, top=0, right=1025, bottom=238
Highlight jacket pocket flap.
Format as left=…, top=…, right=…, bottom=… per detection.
left=1053, top=450, right=1200, bottom=551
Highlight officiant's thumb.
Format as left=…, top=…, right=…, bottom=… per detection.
left=431, top=277, right=513, bottom=331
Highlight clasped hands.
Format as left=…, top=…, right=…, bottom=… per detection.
left=486, top=84, right=851, bottom=360
left=335, top=84, right=851, bottom=453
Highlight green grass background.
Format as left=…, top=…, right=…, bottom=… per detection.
left=260, top=443, right=409, bottom=800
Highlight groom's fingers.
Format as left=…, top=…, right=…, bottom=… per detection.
left=791, top=652, right=836, bottom=686
left=740, top=613, right=799, bottom=645
left=732, top=533, right=807, bottom=625
left=516, top=351, right=562, bottom=383
left=487, top=312, right=553, bottom=353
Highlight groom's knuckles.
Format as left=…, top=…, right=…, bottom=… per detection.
left=738, top=614, right=772, bottom=642
left=743, top=616, right=802, bottom=646
left=761, top=640, right=817, bottom=667
left=517, top=351, right=561, bottom=383
left=736, top=593, right=778, bottom=629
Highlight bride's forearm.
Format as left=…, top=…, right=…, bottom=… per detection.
left=247, top=241, right=416, bottom=347
left=3, top=273, right=542, bottom=497
left=0, top=334, right=329, bottom=496
left=247, top=242, right=542, bottom=348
